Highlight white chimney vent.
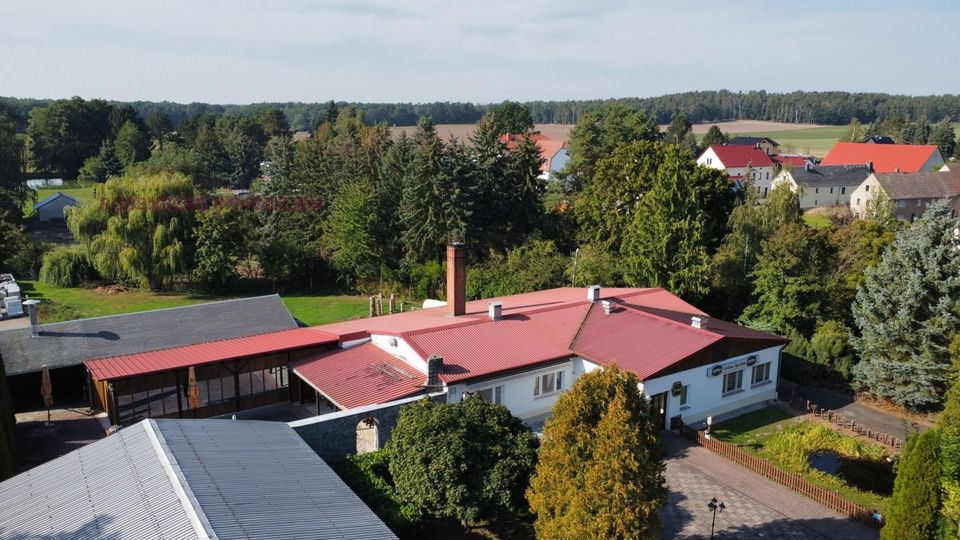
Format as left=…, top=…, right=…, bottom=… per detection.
left=587, top=285, right=601, bottom=303
left=691, top=316, right=708, bottom=329
left=601, top=300, right=614, bottom=315
left=488, top=301, right=502, bottom=321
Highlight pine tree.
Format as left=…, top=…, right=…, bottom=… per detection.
left=505, top=133, right=546, bottom=240
left=883, top=430, right=941, bottom=540
left=147, top=111, right=173, bottom=150
left=664, top=114, right=692, bottom=146
left=701, top=125, right=729, bottom=148
left=468, top=116, right=510, bottom=251
left=851, top=201, right=960, bottom=409
left=77, top=140, right=122, bottom=183
left=322, top=178, right=382, bottom=284
left=931, top=118, right=956, bottom=160
left=939, top=336, right=960, bottom=536
left=527, top=366, right=665, bottom=539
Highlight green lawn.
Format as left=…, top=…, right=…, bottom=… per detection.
left=802, top=212, right=833, bottom=229
left=16, top=280, right=369, bottom=327
left=731, top=126, right=848, bottom=157
left=713, top=406, right=892, bottom=513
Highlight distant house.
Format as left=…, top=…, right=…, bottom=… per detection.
left=32, top=191, right=77, bottom=221
left=770, top=164, right=873, bottom=208
left=729, top=136, right=780, bottom=155
left=864, top=135, right=895, bottom=144
left=850, top=170, right=960, bottom=221
left=501, top=132, right=569, bottom=181
left=0, top=419, right=397, bottom=539
left=771, top=154, right=816, bottom=170
left=697, top=144, right=775, bottom=187
left=821, top=142, right=944, bottom=173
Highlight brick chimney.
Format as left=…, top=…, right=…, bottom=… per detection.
left=446, top=242, right=466, bottom=317
left=426, top=354, right=444, bottom=387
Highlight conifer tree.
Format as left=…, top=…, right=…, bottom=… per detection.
left=527, top=366, right=665, bottom=539
left=620, top=144, right=735, bottom=302
left=931, top=117, right=956, bottom=160
left=851, top=201, right=960, bottom=409
left=700, top=125, right=729, bottom=148
left=505, top=132, right=546, bottom=240
left=939, top=336, right=960, bottom=535
left=883, top=430, right=941, bottom=540
left=322, top=178, right=382, bottom=283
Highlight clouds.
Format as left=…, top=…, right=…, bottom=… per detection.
left=0, top=0, right=955, bottom=103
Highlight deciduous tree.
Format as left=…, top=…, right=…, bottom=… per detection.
left=700, top=125, right=729, bottom=148
left=485, top=101, right=534, bottom=135
left=194, top=201, right=253, bottom=292
left=931, top=117, right=956, bottom=160
left=527, top=366, right=665, bottom=539
left=322, top=178, right=382, bottom=284
left=387, top=397, right=538, bottom=525
left=114, top=120, right=151, bottom=168
left=565, top=104, right=659, bottom=186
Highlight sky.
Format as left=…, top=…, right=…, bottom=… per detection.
left=3, top=0, right=958, bottom=104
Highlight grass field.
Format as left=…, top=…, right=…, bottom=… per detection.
left=725, top=126, right=848, bottom=157
left=23, top=182, right=98, bottom=217
left=16, top=281, right=370, bottom=327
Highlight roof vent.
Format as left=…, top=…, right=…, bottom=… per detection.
left=866, top=161, right=873, bottom=171
left=691, top=316, right=708, bottom=329
left=587, top=285, right=601, bottom=303
left=805, top=161, right=813, bottom=171
left=23, top=299, right=41, bottom=337
left=488, top=301, right=502, bottom=321
left=601, top=300, right=614, bottom=315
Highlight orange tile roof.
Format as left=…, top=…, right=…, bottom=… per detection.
left=821, top=142, right=941, bottom=173
left=707, top=145, right=774, bottom=168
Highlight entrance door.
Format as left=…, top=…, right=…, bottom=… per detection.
left=649, top=392, right=668, bottom=430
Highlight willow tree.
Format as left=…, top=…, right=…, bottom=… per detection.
left=68, top=172, right=197, bottom=290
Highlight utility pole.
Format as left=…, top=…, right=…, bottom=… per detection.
left=570, top=247, right=580, bottom=287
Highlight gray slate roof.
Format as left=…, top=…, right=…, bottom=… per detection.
left=787, top=164, right=873, bottom=188
left=0, top=295, right=298, bottom=375
left=0, top=419, right=398, bottom=540
left=874, top=171, right=960, bottom=200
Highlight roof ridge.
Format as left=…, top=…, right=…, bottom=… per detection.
left=619, top=303, right=722, bottom=338
left=568, top=301, right=598, bottom=351
left=142, top=420, right=217, bottom=539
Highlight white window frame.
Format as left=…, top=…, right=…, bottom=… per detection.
left=722, top=370, right=743, bottom=396
left=476, top=385, right=503, bottom=405
left=751, top=363, right=771, bottom=387
left=534, top=370, right=564, bottom=398
left=679, top=385, right=689, bottom=408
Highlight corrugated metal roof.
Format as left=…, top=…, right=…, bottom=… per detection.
left=0, top=421, right=199, bottom=539
left=0, top=295, right=299, bottom=375
left=0, top=419, right=398, bottom=539
left=290, top=343, right=425, bottom=409
left=86, top=327, right=338, bottom=381
left=572, top=303, right=724, bottom=380
left=154, top=420, right=397, bottom=540
left=405, top=303, right=591, bottom=384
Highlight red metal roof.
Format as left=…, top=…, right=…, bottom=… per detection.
left=85, top=327, right=339, bottom=381
left=289, top=343, right=425, bottom=409
left=404, top=302, right=592, bottom=384
left=821, top=142, right=941, bottom=173
left=707, top=145, right=774, bottom=168
left=772, top=155, right=815, bottom=168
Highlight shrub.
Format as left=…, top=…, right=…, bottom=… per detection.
left=883, top=430, right=941, bottom=539
left=39, top=245, right=98, bottom=287
left=333, top=450, right=421, bottom=535
left=387, top=397, right=539, bottom=525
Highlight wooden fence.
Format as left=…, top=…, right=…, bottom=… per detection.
left=783, top=390, right=905, bottom=450
left=674, top=420, right=883, bottom=529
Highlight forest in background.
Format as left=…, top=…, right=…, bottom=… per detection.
left=4, top=89, right=960, bottom=132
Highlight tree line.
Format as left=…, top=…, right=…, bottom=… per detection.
left=5, top=89, right=960, bottom=135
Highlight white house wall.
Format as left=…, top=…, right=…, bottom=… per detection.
left=370, top=334, right=428, bottom=374
left=642, top=345, right=783, bottom=428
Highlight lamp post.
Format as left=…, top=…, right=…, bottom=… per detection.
left=707, top=497, right=725, bottom=539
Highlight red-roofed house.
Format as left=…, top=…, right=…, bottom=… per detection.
left=287, top=244, right=787, bottom=430
left=697, top=144, right=775, bottom=187
left=82, top=244, right=787, bottom=432
left=501, top=132, right=569, bottom=181
left=821, top=142, right=944, bottom=173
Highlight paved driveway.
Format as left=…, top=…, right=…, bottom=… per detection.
left=659, top=433, right=878, bottom=539
left=787, top=384, right=930, bottom=441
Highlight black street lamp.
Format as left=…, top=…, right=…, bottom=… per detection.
left=707, top=497, right=726, bottom=539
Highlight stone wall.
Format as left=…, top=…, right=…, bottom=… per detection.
left=289, top=392, right=446, bottom=463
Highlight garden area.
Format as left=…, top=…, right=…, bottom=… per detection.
left=712, top=406, right=893, bottom=514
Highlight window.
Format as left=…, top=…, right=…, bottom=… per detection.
left=534, top=371, right=564, bottom=397
left=679, top=385, right=689, bottom=407
left=706, top=158, right=712, bottom=165
left=830, top=187, right=834, bottom=194
left=814, top=199, right=818, bottom=205
left=477, top=385, right=503, bottom=404
left=841, top=187, right=846, bottom=194
left=856, top=198, right=860, bottom=205
left=766, top=172, right=770, bottom=180
left=898, top=200, right=906, bottom=208
left=751, top=363, right=771, bottom=386
left=722, top=370, right=743, bottom=395
left=815, top=187, right=819, bottom=194
left=865, top=185, right=870, bottom=192
left=763, top=187, right=768, bottom=197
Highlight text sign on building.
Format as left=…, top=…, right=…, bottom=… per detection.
left=707, top=355, right=758, bottom=377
